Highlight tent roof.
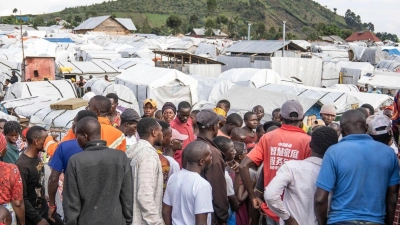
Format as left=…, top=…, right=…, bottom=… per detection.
left=224, top=40, right=307, bottom=54
left=58, top=60, right=120, bottom=75
left=358, top=74, right=400, bottom=90
left=376, top=60, right=400, bottom=71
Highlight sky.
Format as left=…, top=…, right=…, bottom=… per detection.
left=0, top=0, right=399, bottom=37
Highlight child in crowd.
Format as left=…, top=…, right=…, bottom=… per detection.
left=232, top=141, right=257, bottom=225
left=2, top=121, right=21, bottom=164
left=242, top=112, right=259, bottom=150
left=231, top=127, right=247, bottom=143
left=155, top=110, right=163, bottom=121
left=252, top=105, right=265, bottom=126
left=213, top=136, right=240, bottom=225
left=216, top=99, right=231, bottom=114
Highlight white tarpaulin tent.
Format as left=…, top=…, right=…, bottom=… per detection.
left=328, top=84, right=360, bottom=92
left=339, top=61, right=374, bottom=85
left=84, top=78, right=140, bottom=112
left=190, top=75, right=235, bottom=102
left=218, top=68, right=299, bottom=88
left=271, top=57, right=323, bottom=87
left=259, top=83, right=360, bottom=113
left=115, top=64, right=198, bottom=114
left=358, top=74, right=400, bottom=91
left=4, top=80, right=77, bottom=101
left=76, top=50, right=121, bottom=61
left=57, top=60, right=120, bottom=80
left=216, top=85, right=318, bottom=121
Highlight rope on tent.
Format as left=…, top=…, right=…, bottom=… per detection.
left=101, top=83, right=113, bottom=95
left=51, top=110, right=67, bottom=128
left=63, top=80, right=78, bottom=98
left=25, top=83, right=32, bottom=96
left=46, top=80, right=63, bottom=98
left=91, top=60, right=107, bottom=73
left=101, top=60, right=119, bottom=73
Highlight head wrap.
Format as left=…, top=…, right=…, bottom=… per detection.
left=162, top=102, right=177, bottom=114
left=213, top=107, right=227, bottom=117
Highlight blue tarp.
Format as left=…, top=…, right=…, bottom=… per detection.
left=43, top=38, right=74, bottom=43
left=383, top=48, right=400, bottom=56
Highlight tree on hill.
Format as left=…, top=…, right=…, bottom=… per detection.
left=206, top=0, right=217, bottom=16
left=141, top=18, right=152, bottom=33
left=205, top=18, right=216, bottom=36
left=74, top=15, right=82, bottom=22
left=166, top=15, right=182, bottom=35
left=13, top=8, right=18, bottom=14
left=189, top=14, right=199, bottom=27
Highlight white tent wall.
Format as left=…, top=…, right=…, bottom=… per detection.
left=4, top=80, right=77, bottom=101
left=217, top=85, right=318, bottom=121
left=217, top=56, right=271, bottom=72
left=0, top=111, right=17, bottom=121
left=84, top=78, right=140, bottom=112
left=271, top=57, right=323, bottom=87
left=188, top=64, right=221, bottom=78
left=328, top=84, right=360, bottom=92
left=115, top=64, right=198, bottom=114
left=190, top=75, right=235, bottom=102
left=58, top=60, right=121, bottom=81
left=357, top=74, right=400, bottom=92
left=321, top=62, right=340, bottom=87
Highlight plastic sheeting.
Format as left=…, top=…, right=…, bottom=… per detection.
left=271, top=57, right=323, bottom=87
left=217, top=56, right=271, bottom=72
left=111, top=58, right=154, bottom=70
left=190, top=75, right=235, bottom=102
left=188, top=65, right=221, bottom=78
left=4, top=80, right=77, bottom=101
left=328, top=84, right=360, bottom=92
left=115, top=64, right=198, bottom=114
left=358, top=74, right=400, bottom=90
left=216, top=85, right=318, bottom=121
left=84, top=78, right=140, bottom=112
left=338, top=61, right=374, bottom=85
left=375, top=60, right=400, bottom=72
left=218, top=68, right=299, bottom=88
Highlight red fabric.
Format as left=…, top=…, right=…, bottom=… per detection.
left=0, top=162, right=23, bottom=204
left=246, top=124, right=311, bottom=220
left=0, top=133, right=6, bottom=152
left=260, top=203, right=280, bottom=222
left=22, top=127, right=29, bottom=137
left=170, top=117, right=195, bottom=168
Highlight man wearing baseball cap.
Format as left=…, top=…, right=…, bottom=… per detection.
left=239, top=100, right=311, bottom=225
left=187, top=109, right=228, bottom=225
left=142, top=99, right=158, bottom=118
left=366, top=114, right=398, bottom=153
left=119, top=109, right=141, bottom=150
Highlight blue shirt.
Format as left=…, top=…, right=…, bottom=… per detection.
left=317, top=134, right=399, bottom=224
left=49, top=140, right=82, bottom=173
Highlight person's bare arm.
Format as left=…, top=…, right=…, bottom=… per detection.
left=385, top=184, right=399, bottom=225
left=195, top=213, right=209, bottom=225
left=228, top=195, right=240, bottom=212
left=47, top=169, right=61, bottom=221
left=314, top=187, right=329, bottom=225
left=11, top=199, right=25, bottom=225
left=239, top=157, right=257, bottom=205
left=162, top=203, right=172, bottom=225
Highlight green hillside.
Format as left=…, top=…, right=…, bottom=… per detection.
left=42, top=0, right=348, bottom=39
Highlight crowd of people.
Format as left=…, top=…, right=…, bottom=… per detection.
left=0, top=89, right=400, bottom=225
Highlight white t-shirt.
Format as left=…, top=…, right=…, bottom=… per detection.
left=82, top=91, right=96, bottom=101
left=164, top=155, right=180, bottom=178
left=225, top=171, right=234, bottom=196
left=125, top=135, right=138, bottom=150
left=163, top=169, right=214, bottom=225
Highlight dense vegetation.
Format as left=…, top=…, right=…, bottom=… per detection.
left=1, top=1, right=398, bottom=41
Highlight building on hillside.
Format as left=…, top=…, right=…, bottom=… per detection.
left=218, top=40, right=308, bottom=71
left=345, top=31, right=381, bottom=43
left=186, top=27, right=229, bottom=39
left=15, top=15, right=30, bottom=22
left=320, top=35, right=346, bottom=44
left=74, top=15, right=136, bottom=35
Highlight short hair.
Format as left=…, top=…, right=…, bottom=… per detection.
left=91, top=95, right=112, bottom=113
left=256, top=124, right=264, bottom=133
left=361, top=104, right=374, bottom=116
left=253, top=105, right=264, bottom=111
left=244, top=112, right=256, bottom=121
left=106, top=93, right=119, bottom=103
left=213, top=136, right=233, bottom=153
left=76, top=110, right=97, bottom=122
left=191, top=110, right=200, bottom=115
left=184, top=141, right=210, bottom=163
left=86, top=87, right=92, bottom=92
left=5, top=79, right=10, bottom=82
left=310, top=126, right=338, bottom=156
left=356, top=107, right=368, bottom=119
left=137, top=118, right=160, bottom=138
left=272, top=108, right=281, bottom=116
left=340, top=109, right=366, bottom=134
left=226, top=113, right=243, bottom=127
left=4, top=121, right=21, bottom=136
left=217, top=99, right=231, bottom=109
left=178, top=101, right=191, bottom=111
left=158, top=120, right=170, bottom=133
left=233, top=141, right=246, bottom=157
left=0, top=119, right=7, bottom=124
left=263, top=121, right=281, bottom=132
left=75, top=117, right=101, bottom=138
left=26, top=126, right=47, bottom=145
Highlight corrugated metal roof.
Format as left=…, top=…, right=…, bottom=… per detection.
left=74, top=16, right=136, bottom=31
left=74, top=15, right=109, bottom=31
left=195, top=43, right=217, bottom=58
left=115, top=18, right=136, bottom=31
left=225, top=40, right=291, bottom=54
